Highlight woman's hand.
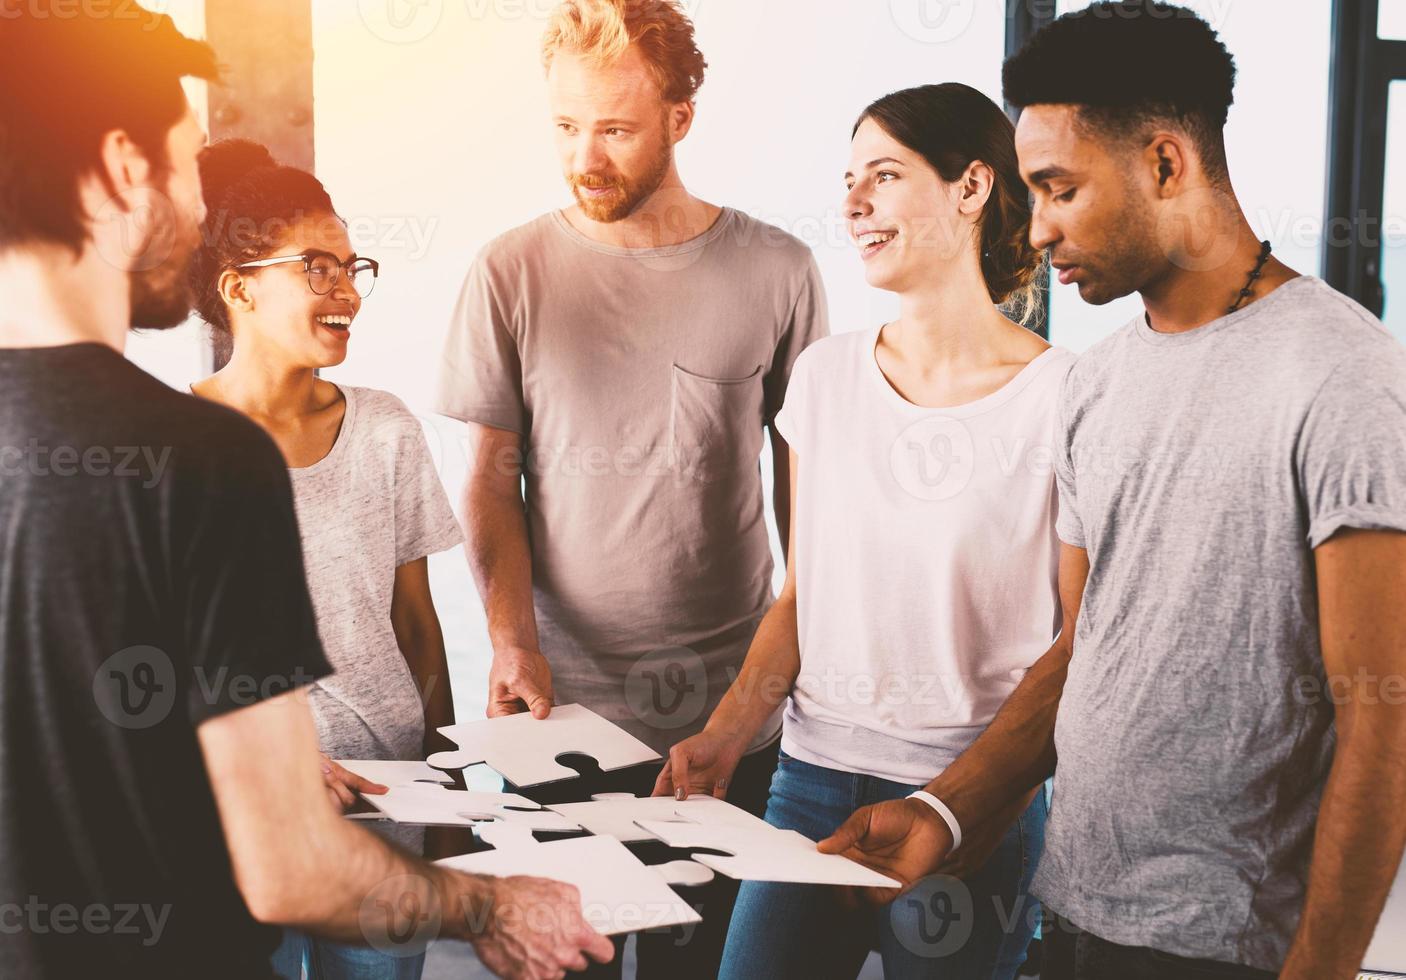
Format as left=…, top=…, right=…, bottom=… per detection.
left=651, top=728, right=749, bottom=800
left=320, top=755, right=389, bottom=812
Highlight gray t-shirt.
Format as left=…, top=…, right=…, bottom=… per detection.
left=291, top=385, right=463, bottom=763
left=435, top=208, right=828, bottom=753
left=1034, top=275, right=1406, bottom=970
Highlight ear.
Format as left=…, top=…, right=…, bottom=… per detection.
left=1145, top=132, right=1190, bottom=197
left=217, top=267, right=255, bottom=315
left=956, top=160, right=995, bottom=217
left=667, top=100, right=695, bottom=144
left=77, top=129, right=155, bottom=219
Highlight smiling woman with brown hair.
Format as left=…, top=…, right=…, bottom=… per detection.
left=659, top=82, right=1069, bottom=979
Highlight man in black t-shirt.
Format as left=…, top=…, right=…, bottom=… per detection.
left=0, top=7, right=613, bottom=978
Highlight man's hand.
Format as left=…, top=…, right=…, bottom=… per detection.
left=321, top=756, right=389, bottom=812
left=817, top=798, right=955, bottom=905
left=651, top=729, right=747, bottom=801
left=488, top=646, right=554, bottom=719
left=468, top=876, right=615, bottom=980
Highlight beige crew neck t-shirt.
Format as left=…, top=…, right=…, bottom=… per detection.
left=436, top=208, right=829, bottom=753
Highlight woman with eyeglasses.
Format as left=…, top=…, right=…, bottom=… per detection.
left=189, top=139, right=462, bottom=980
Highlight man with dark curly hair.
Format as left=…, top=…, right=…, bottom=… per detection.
left=820, top=5, right=1406, bottom=980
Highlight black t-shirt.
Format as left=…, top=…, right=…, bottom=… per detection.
left=0, top=344, right=331, bottom=978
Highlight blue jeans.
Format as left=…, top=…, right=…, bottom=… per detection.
left=271, top=929, right=426, bottom=980
left=720, top=751, right=1047, bottom=980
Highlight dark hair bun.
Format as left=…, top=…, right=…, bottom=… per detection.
left=197, top=138, right=278, bottom=206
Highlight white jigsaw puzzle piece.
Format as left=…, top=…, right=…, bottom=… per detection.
left=334, top=760, right=452, bottom=788
left=363, top=782, right=581, bottom=832
left=333, top=760, right=453, bottom=820
left=546, top=792, right=773, bottom=843
left=438, top=826, right=703, bottom=936
left=635, top=819, right=902, bottom=889
left=426, top=704, right=661, bottom=787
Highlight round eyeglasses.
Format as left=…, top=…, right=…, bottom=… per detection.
left=234, top=250, right=380, bottom=298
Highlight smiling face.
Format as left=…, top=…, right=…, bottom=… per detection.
left=1015, top=104, right=1163, bottom=305
left=547, top=46, right=682, bottom=223
left=222, top=214, right=363, bottom=370
left=843, top=117, right=972, bottom=295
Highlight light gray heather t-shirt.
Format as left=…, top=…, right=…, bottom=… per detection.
left=1034, top=276, right=1406, bottom=970
left=435, top=208, right=828, bottom=754
left=290, top=385, right=463, bottom=764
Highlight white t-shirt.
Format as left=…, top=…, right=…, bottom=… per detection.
left=773, top=328, right=1075, bottom=784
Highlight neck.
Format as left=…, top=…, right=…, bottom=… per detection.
left=890, top=250, right=1015, bottom=368
left=1141, top=206, right=1295, bottom=333
left=565, top=166, right=719, bottom=249
left=0, top=245, right=131, bottom=352
left=206, top=342, right=323, bottom=420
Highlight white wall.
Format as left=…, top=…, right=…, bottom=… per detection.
left=123, top=0, right=1395, bottom=715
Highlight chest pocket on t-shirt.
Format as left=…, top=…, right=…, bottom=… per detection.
left=669, top=363, right=766, bottom=486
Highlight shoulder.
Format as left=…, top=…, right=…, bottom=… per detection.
left=469, top=213, right=560, bottom=275
left=717, top=209, right=819, bottom=275
left=343, top=385, right=427, bottom=445
left=1272, top=276, right=1403, bottom=363
left=790, top=328, right=872, bottom=376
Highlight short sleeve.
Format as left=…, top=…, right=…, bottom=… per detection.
left=389, top=405, right=465, bottom=567
left=434, top=251, right=526, bottom=434
left=771, top=345, right=812, bottom=452
left=763, top=252, right=830, bottom=424
left=180, top=427, right=330, bottom=725
left=1298, top=346, right=1406, bottom=548
left=1053, top=368, right=1086, bottom=549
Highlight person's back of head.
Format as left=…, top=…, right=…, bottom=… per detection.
left=0, top=0, right=218, bottom=327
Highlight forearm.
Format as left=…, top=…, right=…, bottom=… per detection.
left=401, top=624, right=456, bottom=736
left=705, top=593, right=801, bottom=743
left=924, top=635, right=1069, bottom=829
left=465, top=483, right=539, bottom=653
left=1281, top=704, right=1406, bottom=978
left=272, top=813, right=493, bottom=943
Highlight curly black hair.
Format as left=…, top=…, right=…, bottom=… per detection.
left=188, top=139, right=340, bottom=356
left=1003, top=1, right=1237, bottom=182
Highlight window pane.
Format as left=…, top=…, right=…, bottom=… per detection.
left=1381, top=1, right=1406, bottom=41
left=1384, top=81, right=1406, bottom=341
left=1049, top=0, right=1332, bottom=350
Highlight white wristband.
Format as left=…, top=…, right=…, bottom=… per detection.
left=908, top=791, right=962, bottom=851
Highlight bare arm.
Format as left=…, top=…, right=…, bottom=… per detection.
left=819, top=543, right=1089, bottom=895
left=1280, top=529, right=1406, bottom=980
left=461, top=422, right=552, bottom=718
left=655, top=449, right=802, bottom=799
left=391, top=556, right=456, bottom=747
left=198, top=689, right=613, bottom=977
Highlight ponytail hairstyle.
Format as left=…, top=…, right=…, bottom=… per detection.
left=854, top=83, right=1045, bottom=327
left=189, top=139, right=340, bottom=361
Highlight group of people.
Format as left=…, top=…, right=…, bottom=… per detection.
left=1, top=1, right=1404, bottom=980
